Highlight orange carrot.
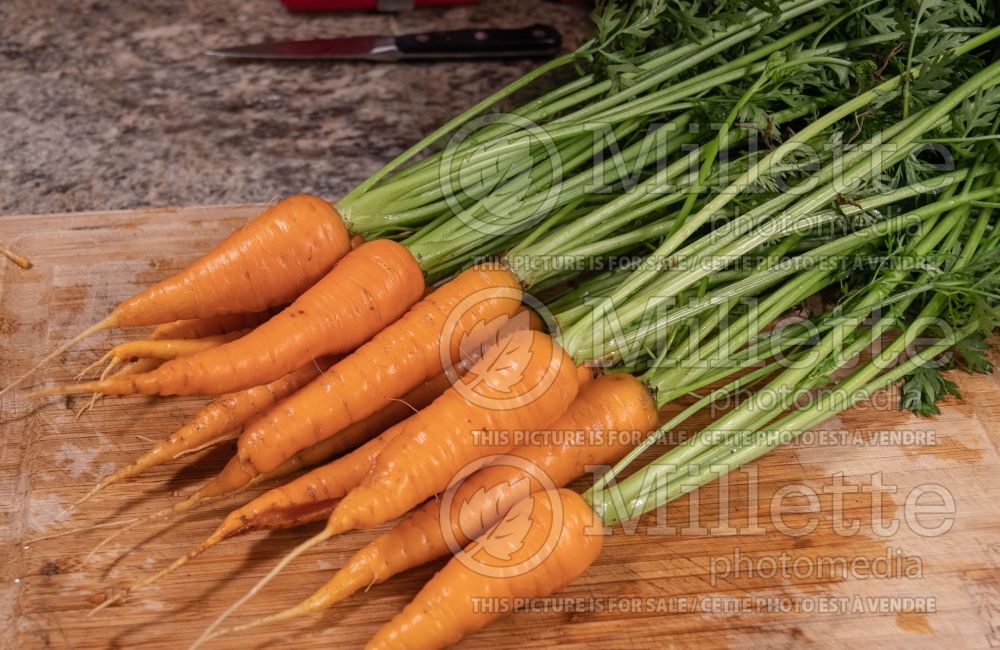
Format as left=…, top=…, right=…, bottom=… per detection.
left=366, top=488, right=603, bottom=650
left=115, top=196, right=349, bottom=324
left=196, top=330, right=581, bottom=638
left=3, top=195, right=349, bottom=395
left=227, top=373, right=656, bottom=632
left=41, top=239, right=425, bottom=397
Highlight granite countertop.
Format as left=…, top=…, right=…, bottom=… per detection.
left=0, top=0, right=591, bottom=215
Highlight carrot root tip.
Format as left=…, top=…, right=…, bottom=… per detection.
left=67, top=477, right=113, bottom=515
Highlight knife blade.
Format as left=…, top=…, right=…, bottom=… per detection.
left=208, top=24, right=561, bottom=61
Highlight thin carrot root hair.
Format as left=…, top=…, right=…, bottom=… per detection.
left=210, top=600, right=310, bottom=638
left=74, top=394, right=99, bottom=422
left=69, top=430, right=237, bottom=516
left=72, top=359, right=120, bottom=421
left=72, top=360, right=334, bottom=513
left=90, top=468, right=328, bottom=614
left=24, top=517, right=141, bottom=545
left=75, top=352, right=113, bottom=381
left=194, top=529, right=333, bottom=649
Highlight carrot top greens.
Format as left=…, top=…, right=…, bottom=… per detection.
left=576, top=6, right=1000, bottom=524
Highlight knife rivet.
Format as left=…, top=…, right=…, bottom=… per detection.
left=416, top=33, right=430, bottom=43
left=474, top=30, right=488, bottom=41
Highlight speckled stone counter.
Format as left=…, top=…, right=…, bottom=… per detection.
left=0, top=0, right=590, bottom=215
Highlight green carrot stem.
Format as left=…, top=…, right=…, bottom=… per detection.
left=595, top=321, right=971, bottom=527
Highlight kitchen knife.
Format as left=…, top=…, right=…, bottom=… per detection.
left=208, top=24, right=561, bottom=61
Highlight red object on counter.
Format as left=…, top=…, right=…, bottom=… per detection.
left=282, top=0, right=478, bottom=11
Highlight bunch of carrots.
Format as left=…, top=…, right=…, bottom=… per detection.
left=6, top=1, right=1000, bottom=648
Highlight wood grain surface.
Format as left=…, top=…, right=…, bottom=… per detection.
left=2, top=205, right=1000, bottom=649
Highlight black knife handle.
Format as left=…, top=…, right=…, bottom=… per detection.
left=394, top=25, right=561, bottom=59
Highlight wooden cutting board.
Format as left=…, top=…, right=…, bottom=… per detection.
left=2, top=205, right=1000, bottom=650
